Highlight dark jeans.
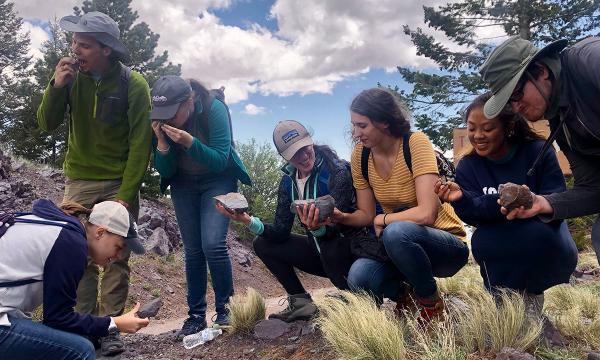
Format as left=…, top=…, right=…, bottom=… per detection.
left=0, top=316, right=94, bottom=360
left=171, top=176, right=237, bottom=317
left=348, top=221, right=469, bottom=300
left=253, top=232, right=355, bottom=295
left=593, top=215, right=600, bottom=265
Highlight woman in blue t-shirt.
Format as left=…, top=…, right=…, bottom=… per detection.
left=435, top=92, right=577, bottom=318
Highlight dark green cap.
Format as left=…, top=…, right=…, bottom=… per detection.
left=479, top=36, right=567, bottom=119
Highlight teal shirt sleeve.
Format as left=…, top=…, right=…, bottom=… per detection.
left=185, top=100, right=231, bottom=172
left=153, top=145, right=177, bottom=179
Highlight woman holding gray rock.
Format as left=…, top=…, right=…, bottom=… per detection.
left=150, top=76, right=251, bottom=340
left=435, top=92, right=577, bottom=325
left=216, top=120, right=362, bottom=323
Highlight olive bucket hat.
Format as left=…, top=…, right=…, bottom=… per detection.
left=60, top=11, right=130, bottom=62
left=479, top=36, right=567, bottom=119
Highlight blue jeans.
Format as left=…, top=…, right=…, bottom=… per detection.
left=170, top=175, right=237, bottom=318
left=348, top=221, right=469, bottom=301
left=0, top=316, right=94, bottom=360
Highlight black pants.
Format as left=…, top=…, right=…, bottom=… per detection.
left=253, top=232, right=355, bottom=295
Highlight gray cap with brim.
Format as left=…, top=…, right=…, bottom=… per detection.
left=150, top=76, right=192, bottom=120
left=60, top=11, right=130, bottom=63
left=479, top=36, right=567, bottom=119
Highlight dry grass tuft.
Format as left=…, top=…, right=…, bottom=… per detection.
left=228, top=287, right=266, bottom=334
left=451, top=290, right=542, bottom=355
left=315, top=291, right=407, bottom=360
left=545, top=284, right=600, bottom=347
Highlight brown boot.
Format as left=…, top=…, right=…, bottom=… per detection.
left=394, top=285, right=416, bottom=316
left=416, top=291, right=444, bottom=326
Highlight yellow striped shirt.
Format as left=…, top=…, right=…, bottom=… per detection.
left=351, top=132, right=466, bottom=240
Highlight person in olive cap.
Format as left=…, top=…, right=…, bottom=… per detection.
left=0, top=200, right=149, bottom=360
left=150, top=76, right=251, bottom=340
left=480, top=35, right=600, bottom=262
left=36, top=11, right=152, bottom=356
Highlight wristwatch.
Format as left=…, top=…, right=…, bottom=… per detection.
left=108, top=317, right=119, bottom=335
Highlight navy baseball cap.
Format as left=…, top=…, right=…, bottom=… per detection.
left=150, top=76, right=192, bottom=120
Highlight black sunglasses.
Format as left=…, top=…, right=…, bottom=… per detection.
left=508, top=72, right=535, bottom=103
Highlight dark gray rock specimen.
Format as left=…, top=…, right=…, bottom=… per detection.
left=290, top=195, right=335, bottom=221
left=498, top=182, right=534, bottom=210
left=136, top=298, right=163, bottom=318
left=253, top=319, right=291, bottom=340
left=214, top=192, right=248, bottom=214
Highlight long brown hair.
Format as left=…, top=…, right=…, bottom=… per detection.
left=462, top=92, right=544, bottom=157
left=350, top=88, right=411, bottom=138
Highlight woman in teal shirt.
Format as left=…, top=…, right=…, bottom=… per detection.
left=150, top=76, right=250, bottom=341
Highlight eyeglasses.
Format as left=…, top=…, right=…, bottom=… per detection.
left=508, top=72, right=534, bottom=103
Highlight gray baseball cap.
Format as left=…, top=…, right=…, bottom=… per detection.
left=272, top=120, right=313, bottom=161
left=60, top=11, right=129, bottom=62
left=150, top=76, right=193, bottom=120
left=479, top=36, right=567, bottom=119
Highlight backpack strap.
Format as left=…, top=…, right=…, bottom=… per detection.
left=360, top=146, right=370, bottom=183
left=402, top=132, right=413, bottom=173
left=118, top=64, right=132, bottom=117
left=199, top=92, right=236, bottom=148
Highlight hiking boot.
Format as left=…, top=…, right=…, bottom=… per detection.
left=100, top=332, right=125, bottom=356
left=176, top=315, right=207, bottom=341
left=212, top=308, right=230, bottom=327
left=416, top=291, right=444, bottom=326
left=269, top=293, right=318, bottom=322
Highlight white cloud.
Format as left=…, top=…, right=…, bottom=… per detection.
left=243, top=103, right=266, bottom=115
left=16, top=0, right=461, bottom=103
left=21, top=21, right=49, bottom=62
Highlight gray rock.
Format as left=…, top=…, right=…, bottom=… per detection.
left=588, top=353, right=600, bottom=360
left=253, top=319, right=291, bottom=340
left=0, top=149, right=11, bottom=179
left=495, top=348, right=534, bottom=360
left=290, top=195, right=335, bottom=221
left=144, top=227, right=170, bottom=256
left=136, top=298, right=163, bottom=318
left=165, top=285, right=175, bottom=294
left=214, top=192, right=248, bottom=214
left=148, top=214, right=164, bottom=230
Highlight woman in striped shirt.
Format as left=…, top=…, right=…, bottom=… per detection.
left=332, top=88, right=468, bottom=322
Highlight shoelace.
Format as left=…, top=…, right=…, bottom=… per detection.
left=278, top=297, right=291, bottom=311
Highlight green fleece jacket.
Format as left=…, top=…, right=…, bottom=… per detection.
left=37, top=62, right=152, bottom=204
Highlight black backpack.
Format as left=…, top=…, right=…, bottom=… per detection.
left=360, top=132, right=456, bottom=184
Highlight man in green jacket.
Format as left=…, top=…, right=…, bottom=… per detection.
left=36, top=11, right=151, bottom=356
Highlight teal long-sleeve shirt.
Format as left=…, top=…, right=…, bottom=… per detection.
left=154, top=99, right=251, bottom=187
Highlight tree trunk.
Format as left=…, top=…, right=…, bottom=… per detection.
left=517, top=0, right=532, bottom=40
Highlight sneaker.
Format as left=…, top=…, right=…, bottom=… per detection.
left=176, top=315, right=207, bottom=341
left=415, top=291, right=444, bottom=326
left=269, top=293, right=318, bottom=323
left=212, top=309, right=230, bottom=327
left=100, top=332, right=125, bottom=356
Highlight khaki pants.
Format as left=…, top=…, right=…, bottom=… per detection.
left=63, top=179, right=140, bottom=317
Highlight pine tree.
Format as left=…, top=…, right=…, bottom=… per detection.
left=395, top=0, right=600, bottom=151
left=0, top=0, right=32, bottom=151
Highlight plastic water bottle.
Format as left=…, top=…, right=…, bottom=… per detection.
left=182, top=328, right=223, bottom=349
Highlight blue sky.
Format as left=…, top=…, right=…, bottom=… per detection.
left=16, top=0, right=490, bottom=160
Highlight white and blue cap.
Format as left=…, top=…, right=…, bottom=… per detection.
left=88, top=201, right=145, bottom=254
left=150, top=76, right=192, bottom=120
left=272, top=120, right=313, bottom=161
left=59, top=11, right=129, bottom=62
